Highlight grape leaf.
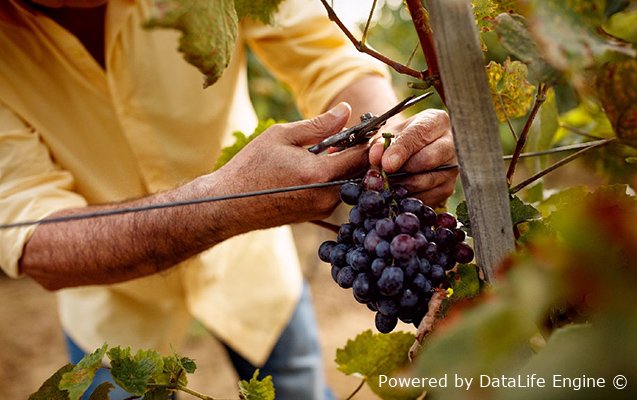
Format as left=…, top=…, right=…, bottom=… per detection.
left=455, top=201, right=470, bottom=234
left=59, top=343, right=108, bottom=400
left=596, top=59, right=637, bottom=148
left=238, top=370, right=275, bottom=400
left=107, top=347, right=164, bottom=396
left=212, top=119, right=278, bottom=171
left=335, top=330, right=415, bottom=377
left=525, top=0, right=636, bottom=88
left=234, top=0, right=284, bottom=23
left=366, top=375, right=424, bottom=400
left=28, top=364, right=74, bottom=400
left=472, top=0, right=499, bottom=32
left=450, top=263, right=482, bottom=301
left=145, top=0, right=238, bottom=88
left=88, top=382, right=113, bottom=400
left=604, top=7, right=637, bottom=44
left=486, top=58, right=535, bottom=122
left=142, top=387, right=173, bottom=400
left=510, top=195, right=541, bottom=225
left=494, top=13, right=560, bottom=83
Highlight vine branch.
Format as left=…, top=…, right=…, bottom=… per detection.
left=409, top=289, right=446, bottom=361
left=345, top=378, right=367, bottom=400
left=505, top=84, right=549, bottom=185
left=405, top=0, right=445, bottom=102
left=177, top=384, right=217, bottom=400
left=509, top=138, right=616, bottom=194
left=318, top=0, right=425, bottom=80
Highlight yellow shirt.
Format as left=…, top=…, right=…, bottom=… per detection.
left=0, top=0, right=387, bottom=365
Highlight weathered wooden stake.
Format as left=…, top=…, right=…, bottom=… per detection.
left=427, top=0, right=515, bottom=280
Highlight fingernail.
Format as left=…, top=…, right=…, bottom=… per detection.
left=388, top=154, right=401, bottom=171
left=329, top=102, right=350, bottom=119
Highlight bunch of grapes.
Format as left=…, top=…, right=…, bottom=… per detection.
left=318, top=168, right=474, bottom=333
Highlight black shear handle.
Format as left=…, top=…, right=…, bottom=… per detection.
left=307, top=92, right=433, bottom=154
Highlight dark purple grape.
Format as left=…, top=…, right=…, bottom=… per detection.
left=455, top=242, right=475, bottom=264
left=420, top=205, right=437, bottom=227
left=318, top=240, right=336, bottom=263
left=375, top=218, right=395, bottom=238
left=436, top=212, right=457, bottom=229
left=380, top=189, right=393, bottom=202
left=358, top=191, right=385, bottom=215
left=423, top=226, right=436, bottom=241
left=397, top=307, right=414, bottom=324
left=378, top=266, right=404, bottom=296
left=349, top=206, right=364, bottom=225
left=413, top=232, right=428, bottom=250
left=400, top=289, right=419, bottom=308
left=363, top=168, right=384, bottom=191
left=337, top=223, right=355, bottom=244
left=422, top=242, right=439, bottom=262
left=401, top=256, right=420, bottom=279
left=375, top=312, right=398, bottom=333
left=329, top=244, right=349, bottom=267
left=395, top=212, right=420, bottom=235
left=392, top=184, right=409, bottom=199
left=377, top=296, right=400, bottom=316
left=363, top=217, right=380, bottom=231
left=419, top=258, right=432, bottom=275
left=352, top=273, right=374, bottom=302
left=412, top=273, right=432, bottom=293
left=399, top=198, right=424, bottom=216
left=330, top=265, right=341, bottom=282
left=336, top=266, right=356, bottom=288
left=353, top=227, right=367, bottom=245
left=371, top=258, right=387, bottom=277
left=430, top=265, right=445, bottom=281
left=390, top=234, right=417, bottom=261
left=339, top=182, right=361, bottom=205
left=434, top=228, right=456, bottom=249
left=453, top=228, right=466, bottom=243
left=364, top=229, right=383, bottom=253
left=375, top=240, right=391, bottom=258
left=437, top=252, right=456, bottom=270
left=349, top=248, right=372, bottom=271
left=412, top=307, right=428, bottom=328
left=367, top=302, right=378, bottom=312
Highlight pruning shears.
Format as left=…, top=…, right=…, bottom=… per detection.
left=308, top=92, right=434, bottom=154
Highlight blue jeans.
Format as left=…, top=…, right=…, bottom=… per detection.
left=65, top=283, right=334, bottom=400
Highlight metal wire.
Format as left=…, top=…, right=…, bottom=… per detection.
left=0, top=165, right=459, bottom=229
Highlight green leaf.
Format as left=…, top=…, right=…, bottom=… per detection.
left=596, top=59, right=637, bottom=148
left=28, top=364, right=74, bottom=400
left=59, top=343, right=109, bottom=400
left=450, top=263, right=482, bottom=301
left=472, top=0, right=499, bottom=32
left=537, top=185, right=589, bottom=216
left=604, top=7, right=637, bottom=44
left=367, top=375, right=424, bottom=400
left=145, top=0, right=238, bottom=88
left=335, top=330, right=415, bottom=377
left=510, top=195, right=541, bottom=225
left=142, top=387, right=173, bottom=400
left=494, top=13, right=560, bottom=83
left=486, top=58, right=536, bottom=122
left=238, top=370, right=275, bottom=400
left=107, top=347, right=164, bottom=396
left=455, top=201, right=471, bottom=235
left=234, top=0, right=284, bottom=24
left=212, top=118, right=278, bottom=170
left=88, top=382, right=113, bottom=400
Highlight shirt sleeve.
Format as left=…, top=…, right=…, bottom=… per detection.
left=242, top=0, right=391, bottom=117
left=0, top=102, right=87, bottom=278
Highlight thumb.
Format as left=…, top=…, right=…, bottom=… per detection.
left=287, top=102, right=351, bottom=146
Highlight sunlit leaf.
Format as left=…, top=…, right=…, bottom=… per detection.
left=213, top=119, right=278, bottom=170
left=486, top=59, right=536, bottom=122
left=59, top=344, right=108, bottom=400
left=596, top=59, right=637, bottom=148
left=107, top=347, right=164, bottom=396
left=28, top=364, right=74, bottom=400
left=238, top=370, right=275, bottom=400
left=450, top=264, right=482, bottom=301
left=145, top=0, right=238, bottom=88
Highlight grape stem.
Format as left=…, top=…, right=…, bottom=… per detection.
left=409, top=289, right=447, bottom=361
left=345, top=378, right=367, bottom=400
left=317, top=0, right=426, bottom=80
left=177, top=385, right=217, bottom=400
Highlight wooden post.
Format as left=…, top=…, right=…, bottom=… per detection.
left=427, top=0, right=515, bottom=281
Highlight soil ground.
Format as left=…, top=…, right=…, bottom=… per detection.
left=0, top=223, right=412, bottom=399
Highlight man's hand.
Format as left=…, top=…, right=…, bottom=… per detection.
left=369, top=109, right=458, bottom=207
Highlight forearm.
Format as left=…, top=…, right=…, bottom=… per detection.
left=20, top=174, right=264, bottom=290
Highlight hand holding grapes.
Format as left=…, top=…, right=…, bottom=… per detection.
left=369, top=109, right=458, bottom=207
